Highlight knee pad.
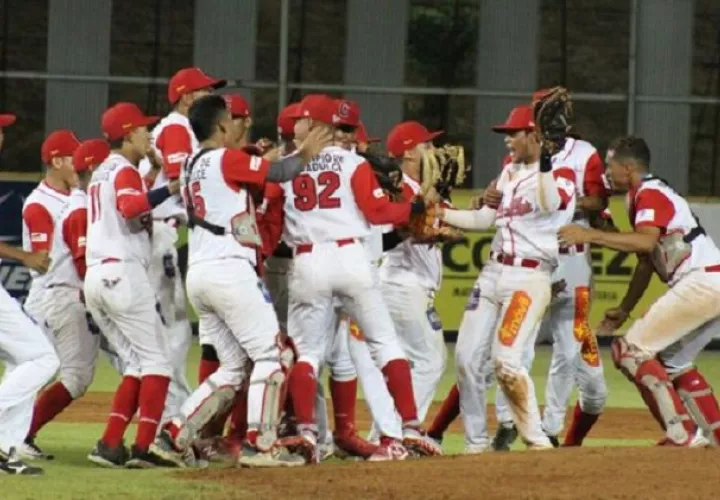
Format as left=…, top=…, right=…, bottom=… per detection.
left=201, top=344, right=219, bottom=362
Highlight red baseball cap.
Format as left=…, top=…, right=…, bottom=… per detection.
left=277, top=103, right=301, bottom=138
left=0, top=114, right=16, bottom=128
left=102, top=102, right=159, bottom=141
left=73, top=139, right=110, bottom=172
left=356, top=122, right=380, bottom=144
left=289, top=94, right=336, bottom=125
left=168, top=67, right=227, bottom=105
left=386, top=121, right=443, bottom=157
left=223, top=94, right=251, bottom=118
left=333, top=99, right=360, bottom=127
left=41, top=130, right=81, bottom=164
left=492, top=105, right=535, bottom=133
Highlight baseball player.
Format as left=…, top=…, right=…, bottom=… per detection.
left=263, top=93, right=434, bottom=463
left=438, top=104, right=576, bottom=450
left=20, top=134, right=104, bottom=461
left=0, top=115, right=60, bottom=475
left=151, top=94, right=331, bottom=468
left=354, top=122, right=380, bottom=154
left=85, top=102, right=180, bottom=469
left=559, top=135, right=720, bottom=447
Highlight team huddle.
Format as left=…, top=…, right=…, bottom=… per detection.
left=1, top=67, right=720, bottom=476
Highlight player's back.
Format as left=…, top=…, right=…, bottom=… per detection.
left=281, top=145, right=371, bottom=245
left=86, top=153, right=152, bottom=267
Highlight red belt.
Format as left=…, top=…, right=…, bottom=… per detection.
left=493, top=253, right=540, bottom=269
left=559, top=244, right=586, bottom=254
left=295, top=238, right=355, bottom=256
left=705, top=265, right=720, bottom=273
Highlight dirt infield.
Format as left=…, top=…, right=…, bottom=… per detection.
left=61, top=392, right=661, bottom=439
left=181, top=448, right=718, bottom=499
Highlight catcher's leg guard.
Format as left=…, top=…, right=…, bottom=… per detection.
left=670, top=367, right=720, bottom=446
left=612, top=338, right=695, bottom=444
left=247, top=361, right=286, bottom=451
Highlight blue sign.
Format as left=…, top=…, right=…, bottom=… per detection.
left=0, top=180, right=39, bottom=299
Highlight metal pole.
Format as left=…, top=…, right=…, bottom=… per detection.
left=627, top=0, right=639, bottom=134
left=278, top=0, right=290, bottom=113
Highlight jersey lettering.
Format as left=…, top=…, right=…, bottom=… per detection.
left=292, top=171, right=342, bottom=211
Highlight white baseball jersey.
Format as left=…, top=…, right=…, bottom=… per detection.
left=22, top=183, right=84, bottom=290
left=628, top=176, right=720, bottom=286
left=380, top=174, right=442, bottom=291
left=139, top=111, right=198, bottom=220
left=86, top=153, right=153, bottom=268
left=494, top=163, right=576, bottom=265
left=181, top=148, right=270, bottom=267
left=553, top=138, right=605, bottom=228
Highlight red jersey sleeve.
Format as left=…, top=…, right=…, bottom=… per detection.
left=257, top=183, right=285, bottom=256
left=633, top=188, right=675, bottom=230
left=23, top=203, right=54, bottom=252
left=155, top=124, right=192, bottom=180
left=221, top=149, right=271, bottom=190
left=115, top=167, right=152, bottom=219
left=552, top=167, right=576, bottom=209
left=583, top=151, right=606, bottom=198
left=62, top=207, right=87, bottom=279
left=350, top=162, right=411, bottom=226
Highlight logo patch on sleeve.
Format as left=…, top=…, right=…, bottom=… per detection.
left=30, top=232, right=48, bottom=242
left=636, top=208, right=655, bottom=223
left=372, top=188, right=384, bottom=199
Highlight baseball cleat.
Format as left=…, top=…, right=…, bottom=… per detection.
left=275, top=433, right=319, bottom=465
left=334, top=430, right=380, bottom=460
left=547, top=435, right=560, bottom=448
left=318, top=440, right=335, bottom=461
left=464, top=443, right=491, bottom=454
left=18, top=438, right=54, bottom=461
left=491, top=424, right=518, bottom=452
left=237, top=442, right=307, bottom=468
left=125, top=444, right=181, bottom=469
left=690, top=430, right=711, bottom=448
left=192, top=435, right=242, bottom=463
left=367, top=437, right=408, bottom=462
left=526, top=442, right=555, bottom=451
left=402, top=427, right=443, bottom=457
left=87, top=440, right=129, bottom=468
left=657, top=429, right=711, bottom=448
left=0, top=448, right=44, bottom=476
left=149, top=431, right=187, bottom=468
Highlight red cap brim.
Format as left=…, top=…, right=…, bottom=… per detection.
left=0, top=114, right=17, bottom=128
left=426, top=130, right=444, bottom=141
left=139, top=116, right=160, bottom=128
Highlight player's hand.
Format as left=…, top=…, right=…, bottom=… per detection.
left=558, top=224, right=594, bottom=246
left=146, top=148, right=162, bottom=171
left=597, top=307, right=630, bottom=336
left=263, top=147, right=282, bottom=162
left=256, top=137, right=276, bottom=153
left=298, top=126, right=333, bottom=160
left=469, top=195, right=483, bottom=210
left=23, top=251, right=50, bottom=274
left=168, top=179, right=181, bottom=195
left=483, top=180, right=502, bottom=209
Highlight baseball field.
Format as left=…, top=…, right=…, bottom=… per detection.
left=5, top=344, right=720, bottom=500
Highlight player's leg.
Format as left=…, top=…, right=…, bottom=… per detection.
left=24, top=289, right=99, bottom=458
left=492, top=341, right=535, bottom=450
left=381, top=281, right=447, bottom=424
left=492, top=267, right=552, bottom=449
left=613, top=272, right=720, bottom=445
left=0, top=286, right=59, bottom=471
left=660, top=316, right=720, bottom=446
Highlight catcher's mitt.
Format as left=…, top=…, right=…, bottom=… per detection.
left=419, top=144, right=469, bottom=201
left=359, top=152, right=404, bottom=201
left=532, top=86, right=573, bottom=155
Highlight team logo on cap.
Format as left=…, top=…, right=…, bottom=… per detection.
left=338, top=100, right=351, bottom=119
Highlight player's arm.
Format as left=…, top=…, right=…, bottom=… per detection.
left=617, top=254, right=654, bottom=315
left=156, top=124, right=192, bottom=180
left=115, top=167, right=175, bottom=219
left=350, top=161, right=423, bottom=226
left=537, top=165, right=576, bottom=212
left=578, top=151, right=608, bottom=212
left=143, top=149, right=163, bottom=189
left=437, top=205, right=496, bottom=231
left=62, top=207, right=88, bottom=279
left=256, top=182, right=285, bottom=256
left=16, top=203, right=53, bottom=273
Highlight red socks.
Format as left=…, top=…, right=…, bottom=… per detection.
left=330, top=378, right=357, bottom=434
left=428, top=384, right=460, bottom=440
left=102, top=376, right=141, bottom=448
left=382, top=359, right=418, bottom=425
left=198, top=359, right=220, bottom=385
left=28, top=382, right=73, bottom=438
left=563, top=402, right=600, bottom=446
left=288, top=361, right=317, bottom=427
left=135, top=375, right=170, bottom=451
left=229, top=389, right=248, bottom=440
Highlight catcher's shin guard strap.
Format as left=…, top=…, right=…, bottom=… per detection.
left=671, top=367, right=720, bottom=445
left=173, top=383, right=237, bottom=450
left=249, top=367, right=286, bottom=451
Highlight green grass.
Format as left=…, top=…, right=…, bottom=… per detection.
left=4, top=345, right=720, bottom=499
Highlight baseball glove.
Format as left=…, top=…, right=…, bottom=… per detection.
left=359, top=152, right=404, bottom=201
left=532, top=86, right=572, bottom=155
left=406, top=202, right=465, bottom=244
left=419, top=144, right=469, bottom=201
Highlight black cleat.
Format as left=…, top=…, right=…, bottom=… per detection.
left=547, top=435, right=560, bottom=448
left=125, top=444, right=181, bottom=469
left=491, top=424, right=518, bottom=452
left=87, top=440, right=129, bottom=468
left=0, top=447, right=44, bottom=475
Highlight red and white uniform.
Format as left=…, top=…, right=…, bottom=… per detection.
left=536, top=138, right=608, bottom=437
left=450, top=160, right=575, bottom=449
left=84, top=152, right=171, bottom=378
left=23, top=185, right=99, bottom=401
left=378, top=174, right=446, bottom=424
